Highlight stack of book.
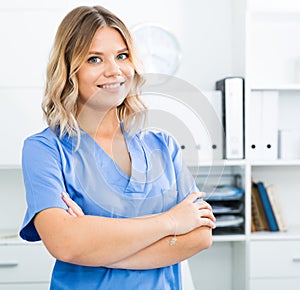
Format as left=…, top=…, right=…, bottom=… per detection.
left=251, top=181, right=287, bottom=232
left=204, top=185, right=245, bottom=235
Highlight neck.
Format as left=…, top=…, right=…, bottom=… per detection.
left=77, top=106, right=120, bottom=138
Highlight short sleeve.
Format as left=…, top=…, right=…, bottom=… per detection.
left=19, top=135, right=68, bottom=241
left=165, top=134, right=199, bottom=201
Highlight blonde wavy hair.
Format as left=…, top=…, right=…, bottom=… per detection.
left=42, top=5, right=146, bottom=142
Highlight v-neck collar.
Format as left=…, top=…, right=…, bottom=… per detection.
left=78, top=123, right=148, bottom=193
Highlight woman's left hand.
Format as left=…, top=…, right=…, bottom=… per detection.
left=62, top=192, right=85, bottom=217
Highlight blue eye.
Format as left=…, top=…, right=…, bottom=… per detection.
left=117, top=53, right=129, bottom=60
left=88, top=56, right=101, bottom=64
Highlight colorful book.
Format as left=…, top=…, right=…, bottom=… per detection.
left=256, top=182, right=279, bottom=232
left=266, top=185, right=287, bottom=232
left=251, top=182, right=269, bottom=231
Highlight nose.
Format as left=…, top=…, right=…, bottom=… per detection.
left=103, top=59, right=121, bottom=77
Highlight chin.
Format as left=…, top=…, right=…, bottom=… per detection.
left=101, top=96, right=127, bottom=111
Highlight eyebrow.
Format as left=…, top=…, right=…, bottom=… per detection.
left=88, top=48, right=129, bottom=55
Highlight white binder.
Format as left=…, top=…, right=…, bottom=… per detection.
left=247, top=90, right=279, bottom=160
left=141, top=90, right=223, bottom=166
left=246, top=90, right=261, bottom=160
left=199, top=90, right=223, bottom=161
left=216, top=77, right=244, bottom=159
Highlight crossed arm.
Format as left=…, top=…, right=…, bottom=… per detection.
left=107, top=227, right=213, bottom=269
left=34, top=191, right=215, bottom=269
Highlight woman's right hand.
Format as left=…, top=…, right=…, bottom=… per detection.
left=164, top=191, right=216, bottom=236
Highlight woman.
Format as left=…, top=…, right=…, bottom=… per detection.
left=20, top=5, right=215, bottom=290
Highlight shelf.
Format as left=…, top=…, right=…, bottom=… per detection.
left=188, top=159, right=246, bottom=167
left=251, top=84, right=300, bottom=91
left=249, top=9, right=300, bottom=17
left=249, top=159, right=300, bottom=166
left=212, top=234, right=245, bottom=242
left=250, top=226, right=300, bottom=241
left=249, top=1, right=300, bottom=14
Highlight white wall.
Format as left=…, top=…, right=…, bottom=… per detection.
left=0, top=0, right=237, bottom=91
left=0, top=0, right=240, bottom=165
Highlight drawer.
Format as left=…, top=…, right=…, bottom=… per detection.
left=0, top=243, right=54, bottom=283
left=0, top=283, right=49, bottom=290
left=250, top=240, right=300, bottom=278
left=250, top=278, right=300, bottom=290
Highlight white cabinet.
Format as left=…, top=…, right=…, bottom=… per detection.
left=245, top=1, right=300, bottom=289
left=250, top=240, right=300, bottom=278
left=249, top=279, right=300, bottom=290
left=189, top=1, right=300, bottom=289
left=248, top=164, right=300, bottom=288
left=0, top=168, right=55, bottom=288
left=249, top=240, right=300, bottom=290
left=0, top=242, right=54, bottom=289
left=0, top=243, right=54, bottom=284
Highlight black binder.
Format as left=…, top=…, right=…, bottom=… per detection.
left=216, top=77, right=245, bottom=159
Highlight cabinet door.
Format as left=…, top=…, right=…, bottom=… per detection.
left=0, top=243, right=54, bottom=283
left=250, top=278, right=300, bottom=290
left=250, top=240, right=300, bottom=278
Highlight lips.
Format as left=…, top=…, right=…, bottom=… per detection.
left=97, top=81, right=125, bottom=89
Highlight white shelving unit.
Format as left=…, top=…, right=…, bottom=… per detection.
left=245, top=1, right=300, bottom=289
left=189, top=1, right=300, bottom=290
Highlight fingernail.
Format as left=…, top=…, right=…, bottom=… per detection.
left=62, top=192, right=69, bottom=199
left=194, top=198, right=203, bottom=203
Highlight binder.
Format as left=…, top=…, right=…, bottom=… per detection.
left=200, top=90, right=223, bottom=161
left=261, top=91, right=279, bottom=159
left=246, top=91, right=261, bottom=160
left=216, top=77, right=244, bottom=159
left=142, top=93, right=199, bottom=165
left=141, top=90, right=223, bottom=164
left=247, top=90, right=279, bottom=160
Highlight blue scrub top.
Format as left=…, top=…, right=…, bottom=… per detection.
left=19, top=125, right=198, bottom=290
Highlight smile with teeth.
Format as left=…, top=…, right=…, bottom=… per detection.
left=98, top=82, right=124, bottom=89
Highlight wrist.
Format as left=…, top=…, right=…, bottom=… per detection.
left=156, top=212, right=172, bottom=236
left=161, top=212, right=177, bottom=246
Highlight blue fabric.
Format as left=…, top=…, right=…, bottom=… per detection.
left=19, top=126, right=198, bottom=290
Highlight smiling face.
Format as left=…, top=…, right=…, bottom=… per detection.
left=76, top=26, right=135, bottom=113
